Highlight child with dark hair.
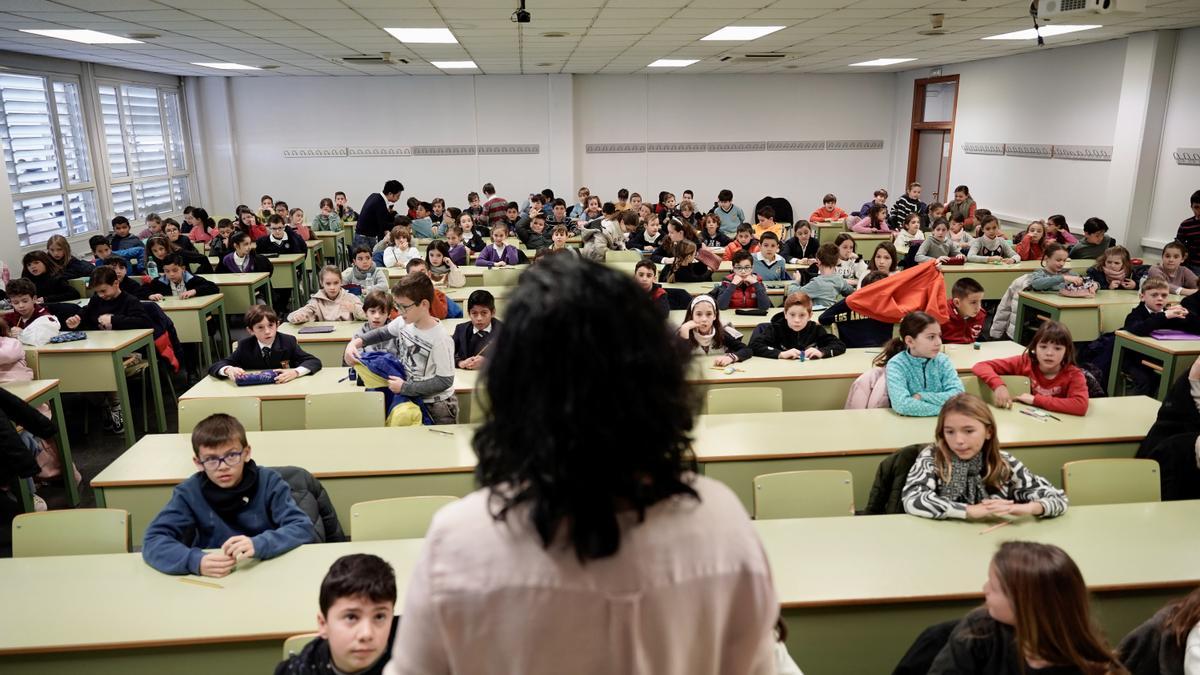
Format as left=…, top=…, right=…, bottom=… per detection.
left=678, top=294, right=752, bottom=366
left=274, top=554, right=399, bottom=675
left=453, top=290, right=502, bottom=370
left=721, top=223, right=759, bottom=261
left=752, top=231, right=789, bottom=282
left=1069, top=217, right=1116, bottom=260
left=941, top=277, right=987, bottom=344
left=1, top=279, right=53, bottom=334
left=634, top=259, right=670, bottom=317
left=792, top=243, right=854, bottom=308
left=210, top=305, right=321, bottom=381
left=713, top=188, right=745, bottom=236
left=102, top=256, right=144, bottom=297
left=749, top=291, right=845, bottom=359
left=145, top=254, right=220, bottom=301
left=1175, top=189, right=1200, bottom=274
left=717, top=250, right=770, bottom=311
left=21, top=250, right=78, bottom=302
left=342, top=246, right=389, bottom=293
left=143, top=413, right=314, bottom=576
left=1147, top=241, right=1199, bottom=296
left=876, top=311, right=964, bottom=417
left=973, top=320, right=1088, bottom=415
left=109, top=216, right=142, bottom=251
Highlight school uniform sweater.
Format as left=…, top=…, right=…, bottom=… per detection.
left=749, top=314, right=845, bottom=359
left=446, top=243, right=469, bottom=266
left=255, top=230, right=306, bottom=256
left=210, top=333, right=322, bottom=378
left=915, top=237, right=958, bottom=263
left=967, top=236, right=1019, bottom=263
left=79, top=291, right=151, bottom=331
left=22, top=271, right=79, bottom=303
left=275, top=617, right=399, bottom=675
left=144, top=272, right=220, bottom=299
left=1124, top=302, right=1190, bottom=337
left=627, top=228, right=663, bottom=251
left=781, top=236, right=818, bottom=264
left=2, top=304, right=51, bottom=330
left=410, top=217, right=435, bottom=240
left=885, top=350, right=965, bottom=417
left=475, top=244, right=520, bottom=268
left=141, top=465, right=314, bottom=575
left=1085, top=266, right=1132, bottom=289
left=972, top=353, right=1089, bottom=416
left=713, top=204, right=745, bottom=235
left=1069, top=236, right=1116, bottom=261
left=751, top=253, right=789, bottom=282
left=940, top=304, right=987, bottom=344
left=452, top=318, right=502, bottom=364
left=902, top=447, right=1068, bottom=520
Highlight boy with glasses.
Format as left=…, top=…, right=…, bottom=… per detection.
left=142, top=413, right=314, bottom=576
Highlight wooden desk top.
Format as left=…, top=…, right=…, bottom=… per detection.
left=1018, top=289, right=1147, bottom=309
left=269, top=253, right=306, bottom=264
left=278, top=321, right=365, bottom=343
left=848, top=232, right=891, bottom=241
left=313, top=231, right=340, bottom=239
left=305, top=240, right=322, bottom=250
left=759, top=501, right=1200, bottom=608
left=154, top=294, right=225, bottom=311
left=181, top=367, right=478, bottom=400
left=0, top=379, right=59, bottom=403
left=211, top=272, right=270, bottom=286
left=946, top=260, right=1042, bottom=274
left=685, top=341, right=1024, bottom=384
left=93, top=424, right=479, bottom=487
left=1116, top=329, right=1200, bottom=355
left=33, top=329, right=152, bottom=354
left=0, top=539, right=423, bottom=655
left=692, top=396, right=1158, bottom=461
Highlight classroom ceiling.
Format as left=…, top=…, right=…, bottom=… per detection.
left=0, top=0, right=1196, bottom=76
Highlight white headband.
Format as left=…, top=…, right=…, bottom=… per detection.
left=689, top=294, right=716, bottom=310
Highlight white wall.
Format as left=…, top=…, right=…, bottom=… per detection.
left=892, top=39, right=1127, bottom=239
left=574, top=74, right=896, bottom=214
left=1146, top=27, right=1200, bottom=248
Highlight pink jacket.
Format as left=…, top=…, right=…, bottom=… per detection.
left=286, top=289, right=366, bottom=324
left=851, top=219, right=891, bottom=234
left=386, top=476, right=778, bottom=675
left=845, top=366, right=890, bottom=409
left=0, top=336, right=33, bottom=383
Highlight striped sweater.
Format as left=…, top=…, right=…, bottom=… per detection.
left=901, top=447, right=1068, bottom=520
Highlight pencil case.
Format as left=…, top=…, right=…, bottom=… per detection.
left=234, top=371, right=279, bottom=386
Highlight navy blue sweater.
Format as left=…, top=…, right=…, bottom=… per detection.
left=142, top=466, right=314, bottom=575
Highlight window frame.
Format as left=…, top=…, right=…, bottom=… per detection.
left=0, top=69, right=100, bottom=248
left=95, top=79, right=194, bottom=224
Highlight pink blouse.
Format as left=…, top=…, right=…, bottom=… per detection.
left=386, top=476, right=778, bottom=675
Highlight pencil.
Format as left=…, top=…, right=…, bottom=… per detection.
left=978, top=521, right=1012, bottom=535
left=179, top=577, right=224, bottom=589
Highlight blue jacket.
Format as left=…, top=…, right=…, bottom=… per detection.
left=885, top=349, right=965, bottom=417
left=142, top=466, right=314, bottom=575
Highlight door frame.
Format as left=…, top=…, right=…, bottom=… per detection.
left=905, top=74, right=960, bottom=203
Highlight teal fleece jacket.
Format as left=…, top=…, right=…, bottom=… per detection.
left=885, top=349, right=965, bottom=417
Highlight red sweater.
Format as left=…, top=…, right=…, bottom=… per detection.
left=940, top=304, right=987, bottom=344
left=721, top=239, right=759, bottom=261
left=971, top=353, right=1089, bottom=416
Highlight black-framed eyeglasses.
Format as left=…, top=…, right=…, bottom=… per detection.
left=733, top=265, right=753, bottom=272
left=199, top=451, right=244, bottom=470
left=396, top=301, right=416, bottom=313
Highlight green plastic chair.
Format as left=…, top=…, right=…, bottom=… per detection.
left=706, top=387, right=783, bottom=415
left=304, top=392, right=384, bottom=429
left=350, top=496, right=458, bottom=541
left=281, top=633, right=319, bottom=660
left=753, top=470, right=855, bottom=519
left=12, top=508, right=131, bottom=557
left=485, top=267, right=522, bottom=286
left=1063, top=459, right=1161, bottom=506
left=468, top=386, right=490, bottom=424
left=177, top=397, right=262, bottom=433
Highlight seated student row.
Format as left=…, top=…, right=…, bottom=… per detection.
left=127, top=254, right=1197, bottom=675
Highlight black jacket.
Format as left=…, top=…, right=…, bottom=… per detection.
left=700, top=231, right=732, bottom=248
left=1124, top=303, right=1188, bottom=337
left=1117, top=606, right=1187, bottom=675
left=272, top=465, right=345, bottom=543
left=930, top=608, right=1085, bottom=674
left=59, top=256, right=95, bottom=280
left=356, top=193, right=391, bottom=239
left=148, top=249, right=213, bottom=276
left=255, top=229, right=306, bottom=256
left=452, top=318, right=502, bottom=365
left=749, top=313, right=846, bottom=359
left=210, top=333, right=322, bottom=377
left=23, top=272, right=79, bottom=303
left=1137, top=371, right=1200, bottom=458
left=864, top=443, right=924, bottom=515
left=145, top=273, right=220, bottom=299
left=659, top=261, right=712, bottom=284
left=0, top=387, right=56, bottom=485
left=628, top=229, right=663, bottom=252
left=80, top=290, right=152, bottom=331
left=781, top=236, right=818, bottom=263
left=274, top=616, right=398, bottom=675
left=818, top=298, right=893, bottom=348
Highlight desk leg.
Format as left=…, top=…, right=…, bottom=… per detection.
left=112, top=351, right=137, bottom=448
left=17, top=477, right=34, bottom=512
left=1013, top=300, right=1027, bottom=344
left=47, top=389, right=78, bottom=506
left=145, top=338, right=167, bottom=434
left=216, top=301, right=230, bottom=358
left=1160, top=353, right=1179, bottom=401
left=1108, top=334, right=1127, bottom=396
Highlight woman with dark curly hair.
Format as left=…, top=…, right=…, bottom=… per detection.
left=387, top=255, right=777, bottom=675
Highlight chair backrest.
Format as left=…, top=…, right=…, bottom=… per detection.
left=305, top=392, right=384, bottom=429
left=12, top=509, right=131, bottom=557
left=1062, top=459, right=1161, bottom=506
left=281, top=633, right=319, bottom=660
left=753, top=470, right=855, bottom=519
left=706, top=387, right=783, bottom=415
left=178, top=397, right=262, bottom=433
left=959, top=376, right=981, bottom=398
left=350, top=496, right=458, bottom=540
left=487, top=267, right=522, bottom=286
left=607, top=250, right=644, bottom=263
left=972, top=374, right=1031, bottom=405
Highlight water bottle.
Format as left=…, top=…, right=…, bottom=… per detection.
left=146, top=259, right=158, bottom=279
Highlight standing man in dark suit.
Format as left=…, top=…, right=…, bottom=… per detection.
left=356, top=179, right=404, bottom=249
left=208, top=305, right=321, bottom=382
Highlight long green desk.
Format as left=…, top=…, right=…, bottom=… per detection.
left=1014, top=290, right=1152, bottom=343
left=2, top=503, right=1194, bottom=674
left=0, top=379, right=78, bottom=507
left=385, top=264, right=525, bottom=288
left=268, top=253, right=307, bottom=312
left=277, top=321, right=363, bottom=367
left=30, top=329, right=166, bottom=448
left=313, top=230, right=342, bottom=268
left=0, top=539, right=422, bottom=675
left=156, top=294, right=229, bottom=372
left=694, top=396, right=1159, bottom=512
left=765, top=501, right=1200, bottom=675
left=941, top=260, right=1041, bottom=300
left=1109, top=329, right=1200, bottom=399
left=813, top=221, right=847, bottom=245
left=685, top=341, right=1024, bottom=411
left=93, top=425, right=478, bottom=543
